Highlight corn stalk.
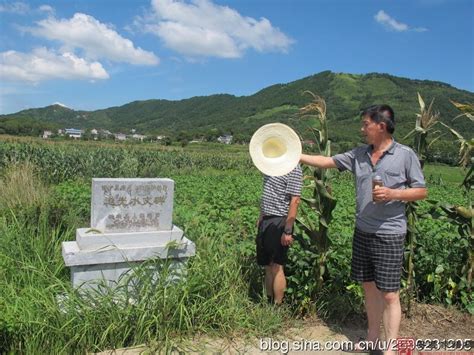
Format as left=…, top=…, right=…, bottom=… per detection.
left=436, top=102, right=473, bottom=293
left=296, top=91, right=337, bottom=291
left=403, top=93, right=441, bottom=316
left=404, top=93, right=442, bottom=165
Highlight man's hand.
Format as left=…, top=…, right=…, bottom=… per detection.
left=372, top=186, right=396, bottom=202
left=281, top=233, right=294, bottom=246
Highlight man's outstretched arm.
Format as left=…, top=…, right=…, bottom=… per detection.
left=300, top=154, right=337, bottom=169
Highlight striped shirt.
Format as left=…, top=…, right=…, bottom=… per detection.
left=260, top=165, right=303, bottom=217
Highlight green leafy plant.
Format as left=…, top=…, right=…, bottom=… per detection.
left=293, top=92, right=338, bottom=298
left=403, top=93, right=441, bottom=315
left=426, top=101, right=473, bottom=312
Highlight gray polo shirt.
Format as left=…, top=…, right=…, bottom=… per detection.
left=332, top=140, right=426, bottom=234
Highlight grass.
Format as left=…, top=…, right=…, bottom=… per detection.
left=0, top=212, right=287, bottom=353
left=0, top=161, right=48, bottom=211
left=0, top=141, right=471, bottom=353
left=0, top=163, right=288, bottom=353
left=243, top=105, right=298, bottom=123
left=423, top=163, right=466, bottom=185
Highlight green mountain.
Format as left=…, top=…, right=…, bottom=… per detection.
left=1, top=71, right=473, bottom=144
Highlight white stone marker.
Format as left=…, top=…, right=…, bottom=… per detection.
left=91, top=178, right=174, bottom=232
left=62, top=178, right=195, bottom=291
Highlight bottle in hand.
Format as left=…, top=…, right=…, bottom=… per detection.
left=372, top=175, right=383, bottom=202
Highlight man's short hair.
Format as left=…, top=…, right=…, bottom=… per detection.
left=360, top=104, right=395, bottom=134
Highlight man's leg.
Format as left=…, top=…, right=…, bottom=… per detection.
left=363, top=281, right=384, bottom=347
left=271, top=263, right=286, bottom=304
left=382, top=291, right=401, bottom=355
left=264, top=264, right=274, bottom=300
left=373, top=233, right=404, bottom=354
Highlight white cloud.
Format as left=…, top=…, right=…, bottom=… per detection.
left=374, top=10, right=408, bottom=31
left=0, top=2, right=30, bottom=14
left=0, top=47, right=109, bottom=83
left=141, top=0, right=293, bottom=58
left=28, top=13, right=159, bottom=65
left=413, top=26, right=428, bottom=33
left=152, top=21, right=240, bottom=58
left=375, top=10, right=428, bottom=32
left=38, top=4, right=54, bottom=14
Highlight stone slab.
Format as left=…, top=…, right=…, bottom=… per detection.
left=91, top=178, right=174, bottom=233
left=70, top=259, right=188, bottom=290
left=62, top=237, right=195, bottom=267
left=76, top=225, right=184, bottom=250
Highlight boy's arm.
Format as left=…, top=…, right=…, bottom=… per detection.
left=281, top=195, right=301, bottom=246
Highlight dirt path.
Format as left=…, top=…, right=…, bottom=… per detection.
left=96, top=303, right=473, bottom=354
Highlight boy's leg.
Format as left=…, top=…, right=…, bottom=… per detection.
left=264, top=264, right=274, bottom=300
left=271, top=263, right=286, bottom=304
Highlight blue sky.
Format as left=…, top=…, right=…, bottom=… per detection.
left=0, top=0, right=473, bottom=114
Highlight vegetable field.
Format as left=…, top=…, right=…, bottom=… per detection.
left=0, top=138, right=471, bottom=353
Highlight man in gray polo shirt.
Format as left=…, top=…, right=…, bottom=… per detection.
left=300, top=104, right=427, bottom=354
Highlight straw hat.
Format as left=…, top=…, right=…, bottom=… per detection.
left=249, top=123, right=302, bottom=176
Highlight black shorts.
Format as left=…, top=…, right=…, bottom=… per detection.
left=351, top=228, right=406, bottom=292
left=256, top=216, right=287, bottom=266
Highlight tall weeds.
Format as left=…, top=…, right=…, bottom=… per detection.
left=0, top=161, right=48, bottom=212
left=0, top=163, right=286, bottom=353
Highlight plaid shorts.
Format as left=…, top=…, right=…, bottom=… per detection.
left=351, top=228, right=405, bottom=292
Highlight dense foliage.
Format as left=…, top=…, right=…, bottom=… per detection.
left=1, top=71, right=473, bottom=146
left=0, top=139, right=471, bottom=352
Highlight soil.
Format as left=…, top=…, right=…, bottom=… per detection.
left=95, top=303, right=473, bottom=354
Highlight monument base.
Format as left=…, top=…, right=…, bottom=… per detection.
left=62, top=235, right=195, bottom=290
left=76, top=225, right=185, bottom=250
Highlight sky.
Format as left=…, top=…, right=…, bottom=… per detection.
left=0, top=0, right=473, bottom=114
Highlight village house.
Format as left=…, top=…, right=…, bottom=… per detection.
left=217, top=135, right=233, bottom=144
left=132, top=133, right=146, bottom=141
left=42, top=130, right=53, bottom=139
left=89, top=129, right=99, bottom=140
left=115, top=133, right=127, bottom=141
left=189, top=138, right=204, bottom=144
left=65, top=128, right=82, bottom=139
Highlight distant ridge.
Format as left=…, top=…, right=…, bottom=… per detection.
left=1, top=71, right=473, bottom=142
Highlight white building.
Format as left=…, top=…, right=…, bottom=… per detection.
left=132, top=134, right=146, bottom=141
left=65, top=128, right=82, bottom=139
left=217, top=135, right=233, bottom=144
left=42, top=130, right=53, bottom=139
left=115, top=133, right=127, bottom=141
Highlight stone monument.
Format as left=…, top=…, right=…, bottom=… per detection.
left=62, top=178, right=195, bottom=290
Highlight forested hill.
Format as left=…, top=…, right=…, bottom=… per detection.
left=1, top=71, right=473, bottom=143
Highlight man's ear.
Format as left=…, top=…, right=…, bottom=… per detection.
left=379, top=122, right=387, bottom=132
